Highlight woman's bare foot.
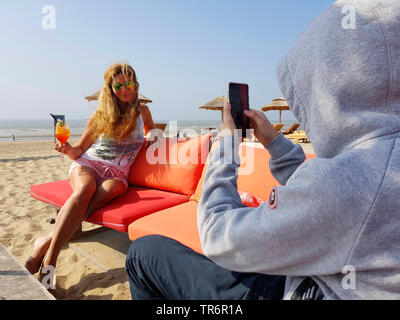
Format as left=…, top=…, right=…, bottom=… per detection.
left=24, top=233, right=52, bottom=275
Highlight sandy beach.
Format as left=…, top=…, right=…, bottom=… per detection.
left=0, top=138, right=314, bottom=300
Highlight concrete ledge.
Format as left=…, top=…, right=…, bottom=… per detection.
left=0, top=244, right=55, bottom=300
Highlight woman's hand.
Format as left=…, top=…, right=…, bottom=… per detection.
left=54, top=142, right=83, bottom=160
left=54, top=141, right=72, bottom=155
left=243, top=109, right=279, bottom=146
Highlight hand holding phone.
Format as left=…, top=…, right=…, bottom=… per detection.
left=243, top=109, right=279, bottom=146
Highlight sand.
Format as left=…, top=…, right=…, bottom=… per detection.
left=0, top=137, right=314, bottom=300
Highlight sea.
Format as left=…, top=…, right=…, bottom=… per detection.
left=0, top=119, right=301, bottom=142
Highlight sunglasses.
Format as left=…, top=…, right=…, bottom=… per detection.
left=113, top=81, right=135, bottom=91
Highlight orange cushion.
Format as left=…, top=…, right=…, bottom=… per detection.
left=236, top=145, right=279, bottom=200
left=192, top=138, right=219, bottom=200
left=237, top=148, right=315, bottom=200
left=128, top=134, right=211, bottom=197
left=193, top=142, right=316, bottom=201
left=193, top=143, right=279, bottom=201
left=128, top=201, right=202, bottom=254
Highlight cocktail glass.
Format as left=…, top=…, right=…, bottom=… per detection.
left=55, top=121, right=70, bottom=160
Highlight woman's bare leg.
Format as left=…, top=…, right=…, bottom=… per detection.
left=25, top=165, right=95, bottom=274
left=27, top=173, right=126, bottom=274
left=85, top=178, right=127, bottom=217
left=25, top=232, right=53, bottom=274
left=41, top=166, right=97, bottom=269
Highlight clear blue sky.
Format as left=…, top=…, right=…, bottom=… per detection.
left=0, top=0, right=333, bottom=122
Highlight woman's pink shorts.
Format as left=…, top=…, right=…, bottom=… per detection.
left=68, top=158, right=129, bottom=189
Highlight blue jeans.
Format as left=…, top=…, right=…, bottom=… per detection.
left=125, top=235, right=286, bottom=300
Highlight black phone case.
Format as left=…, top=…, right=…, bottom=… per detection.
left=229, top=82, right=250, bottom=137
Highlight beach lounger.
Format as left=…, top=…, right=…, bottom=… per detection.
left=286, top=132, right=310, bottom=143
left=282, top=123, right=300, bottom=135
left=273, top=123, right=284, bottom=132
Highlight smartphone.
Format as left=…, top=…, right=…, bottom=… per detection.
left=228, top=82, right=250, bottom=138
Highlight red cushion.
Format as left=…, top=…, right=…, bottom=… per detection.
left=31, top=180, right=71, bottom=208
left=128, top=134, right=211, bottom=196
left=31, top=181, right=189, bottom=232
left=238, top=190, right=265, bottom=207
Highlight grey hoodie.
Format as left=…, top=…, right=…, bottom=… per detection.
left=197, top=0, right=400, bottom=300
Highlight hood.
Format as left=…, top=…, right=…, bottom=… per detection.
left=277, top=0, right=400, bottom=158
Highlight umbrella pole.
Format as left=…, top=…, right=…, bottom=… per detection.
left=279, top=111, right=282, bottom=124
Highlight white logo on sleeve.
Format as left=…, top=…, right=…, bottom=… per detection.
left=268, top=186, right=278, bottom=209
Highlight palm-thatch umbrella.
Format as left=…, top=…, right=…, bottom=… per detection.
left=199, top=96, right=228, bottom=122
left=84, top=90, right=153, bottom=103
left=261, top=98, right=290, bottom=124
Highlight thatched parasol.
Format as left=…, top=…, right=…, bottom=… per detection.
left=261, top=98, right=290, bottom=124
left=199, top=96, right=228, bottom=122
left=84, top=90, right=153, bottom=103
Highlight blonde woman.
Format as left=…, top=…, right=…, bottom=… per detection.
left=25, top=63, right=155, bottom=283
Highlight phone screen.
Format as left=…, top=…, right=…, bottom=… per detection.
left=229, top=82, right=250, bottom=137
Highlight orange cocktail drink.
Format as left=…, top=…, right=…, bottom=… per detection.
left=55, top=121, right=70, bottom=145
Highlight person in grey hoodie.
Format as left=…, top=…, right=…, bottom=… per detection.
left=125, top=0, right=400, bottom=300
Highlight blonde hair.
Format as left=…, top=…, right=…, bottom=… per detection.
left=89, top=62, right=140, bottom=141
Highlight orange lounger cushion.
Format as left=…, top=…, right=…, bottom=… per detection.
left=193, top=143, right=281, bottom=202
left=128, top=201, right=203, bottom=254
left=236, top=145, right=280, bottom=200
left=193, top=142, right=316, bottom=202
left=128, top=133, right=211, bottom=197
left=237, top=148, right=315, bottom=200
left=31, top=181, right=189, bottom=232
